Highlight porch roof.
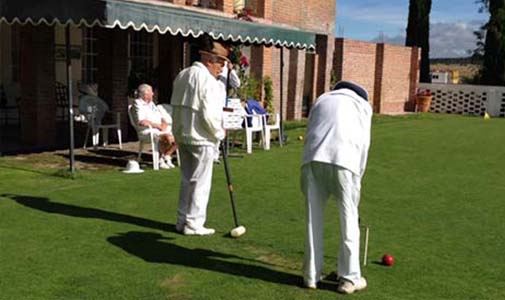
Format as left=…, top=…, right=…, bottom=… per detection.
left=0, top=0, right=316, bottom=50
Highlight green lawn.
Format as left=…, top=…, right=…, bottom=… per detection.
left=1, top=114, right=505, bottom=300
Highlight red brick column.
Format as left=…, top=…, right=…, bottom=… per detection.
left=19, top=24, right=56, bottom=147
left=256, top=0, right=273, bottom=19
left=96, top=28, right=129, bottom=140
left=407, top=46, right=421, bottom=111
left=250, top=45, right=273, bottom=102
left=333, top=38, right=344, bottom=82
left=315, top=34, right=334, bottom=96
left=286, top=48, right=305, bottom=119
left=373, top=43, right=385, bottom=113
left=216, top=0, right=234, bottom=14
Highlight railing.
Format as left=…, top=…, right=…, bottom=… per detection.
left=420, top=83, right=505, bottom=117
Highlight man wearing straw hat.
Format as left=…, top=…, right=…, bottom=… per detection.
left=170, top=37, right=229, bottom=236
left=301, top=81, right=372, bottom=294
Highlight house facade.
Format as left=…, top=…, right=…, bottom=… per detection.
left=0, top=0, right=335, bottom=152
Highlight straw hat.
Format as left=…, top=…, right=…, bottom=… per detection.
left=199, top=41, right=230, bottom=62
left=122, top=160, right=144, bottom=174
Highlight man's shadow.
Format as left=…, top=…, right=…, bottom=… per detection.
left=107, top=231, right=336, bottom=291
left=1, top=194, right=176, bottom=233
left=2, top=194, right=338, bottom=291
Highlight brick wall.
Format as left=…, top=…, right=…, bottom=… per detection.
left=287, top=48, right=305, bottom=119
left=378, top=44, right=416, bottom=113
left=334, top=38, right=377, bottom=106
left=271, top=0, right=335, bottom=34
left=333, top=38, right=420, bottom=114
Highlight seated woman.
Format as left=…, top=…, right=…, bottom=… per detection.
left=133, top=84, right=178, bottom=169
left=241, top=98, right=267, bottom=127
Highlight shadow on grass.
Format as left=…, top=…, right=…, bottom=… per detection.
left=58, top=154, right=129, bottom=168
left=1, top=194, right=177, bottom=233
left=108, top=231, right=337, bottom=291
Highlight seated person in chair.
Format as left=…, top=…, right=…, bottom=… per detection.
left=133, top=84, right=178, bottom=169
left=241, top=98, right=267, bottom=127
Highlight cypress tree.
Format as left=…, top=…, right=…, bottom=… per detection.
left=406, top=0, right=432, bottom=83
left=481, top=0, right=505, bottom=85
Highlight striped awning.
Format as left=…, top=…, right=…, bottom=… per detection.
left=0, top=0, right=316, bottom=50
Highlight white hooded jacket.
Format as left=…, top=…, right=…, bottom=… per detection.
left=302, top=88, right=372, bottom=177
left=171, top=62, right=225, bottom=146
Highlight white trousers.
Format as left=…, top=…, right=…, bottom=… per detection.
left=177, top=144, right=215, bottom=230
left=301, top=161, right=362, bottom=285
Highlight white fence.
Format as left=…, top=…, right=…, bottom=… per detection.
left=419, top=83, right=505, bottom=117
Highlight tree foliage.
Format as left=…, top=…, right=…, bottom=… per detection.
left=406, top=0, right=432, bottom=83
left=480, top=0, right=505, bottom=85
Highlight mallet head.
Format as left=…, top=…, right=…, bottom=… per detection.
left=230, top=225, right=246, bottom=238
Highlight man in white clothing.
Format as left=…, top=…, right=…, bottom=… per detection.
left=301, top=81, right=372, bottom=294
left=133, top=84, right=177, bottom=169
left=170, top=39, right=228, bottom=236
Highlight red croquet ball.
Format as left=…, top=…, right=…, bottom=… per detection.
left=382, top=254, right=394, bottom=266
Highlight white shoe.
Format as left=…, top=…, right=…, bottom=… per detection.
left=183, top=226, right=215, bottom=236
left=159, top=160, right=173, bottom=170
left=304, top=281, right=317, bottom=289
left=163, top=157, right=176, bottom=168
left=337, top=277, right=367, bottom=294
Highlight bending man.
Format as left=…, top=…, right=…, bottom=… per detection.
left=301, top=81, right=372, bottom=294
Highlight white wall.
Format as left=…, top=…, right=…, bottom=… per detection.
left=420, top=83, right=505, bottom=117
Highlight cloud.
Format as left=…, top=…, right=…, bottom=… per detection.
left=370, top=20, right=485, bottom=58
left=337, top=2, right=408, bottom=26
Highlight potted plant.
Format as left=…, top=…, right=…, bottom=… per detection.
left=416, top=88, right=433, bottom=112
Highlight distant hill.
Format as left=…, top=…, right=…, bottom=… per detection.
left=430, top=57, right=482, bottom=65
left=430, top=57, right=482, bottom=84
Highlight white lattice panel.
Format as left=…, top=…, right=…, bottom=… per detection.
left=420, top=83, right=505, bottom=117
left=499, top=91, right=505, bottom=117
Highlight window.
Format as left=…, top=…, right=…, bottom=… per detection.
left=81, top=28, right=98, bottom=84
left=129, top=31, right=153, bottom=74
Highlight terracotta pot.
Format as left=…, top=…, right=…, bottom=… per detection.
left=416, top=95, right=432, bottom=112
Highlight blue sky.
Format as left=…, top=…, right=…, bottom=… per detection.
left=335, top=0, right=489, bottom=58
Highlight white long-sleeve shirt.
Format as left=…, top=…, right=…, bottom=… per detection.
left=302, top=88, right=372, bottom=177
left=170, top=62, right=225, bottom=146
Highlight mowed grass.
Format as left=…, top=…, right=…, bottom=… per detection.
left=1, top=114, right=505, bottom=300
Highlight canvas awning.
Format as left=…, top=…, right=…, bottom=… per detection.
left=0, top=0, right=316, bottom=50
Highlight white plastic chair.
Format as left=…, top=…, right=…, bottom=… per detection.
left=262, top=112, right=282, bottom=150
left=80, top=95, right=122, bottom=150
left=243, top=112, right=265, bottom=154
left=127, top=104, right=180, bottom=170
left=128, top=104, right=160, bottom=170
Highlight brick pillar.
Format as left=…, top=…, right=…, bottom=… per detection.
left=256, top=0, right=272, bottom=19
left=286, top=48, right=305, bottom=120
left=96, top=28, right=128, bottom=140
left=19, top=24, right=56, bottom=147
left=315, top=34, right=334, bottom=96
left=373, top=43, right=385, bottom=113
left=216, top=0, right=234, bottom=14
left=333, top=38, right=344, bottom=82
left=407, top=46, right=420, bottom=111
left=158, top=34, right=184, bottom=103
